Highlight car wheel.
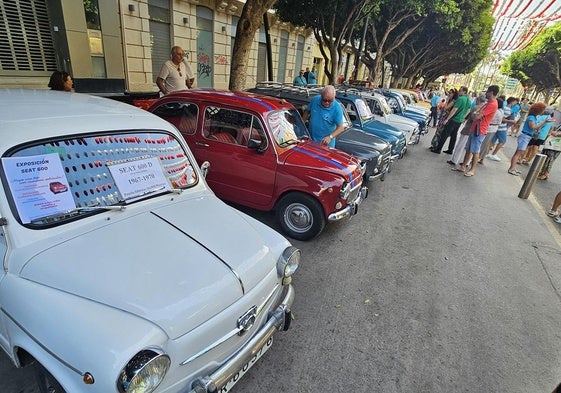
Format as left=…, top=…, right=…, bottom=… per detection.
left=34, top=362, right=66, bottom=393
left=276, top=192, right=326, bottom=241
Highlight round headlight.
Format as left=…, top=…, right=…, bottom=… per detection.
left=118, top=350, right=170, bottom=393
left=277, top=246, right=301, bottom=279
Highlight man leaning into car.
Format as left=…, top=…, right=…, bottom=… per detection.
left=303, top=85, right=344, bottom=148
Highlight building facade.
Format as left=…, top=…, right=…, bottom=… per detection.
left=0, top=0, right=319, bottom=92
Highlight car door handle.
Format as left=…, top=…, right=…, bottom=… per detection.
left=195, top=141, right=210, bottom=147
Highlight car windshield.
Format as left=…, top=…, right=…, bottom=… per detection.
left=395, top=94, right=407, bottom=109
left=2, top=131, right=198, bottom=227
left=268, top=109, right=310, bottom=147
left=376, top=96, right=393, bottom=116
left=356, top=99, right=374, bottom=121
left=340, top=102, right=353, bottom=129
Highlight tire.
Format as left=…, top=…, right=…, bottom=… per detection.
left=34, top=361, right=66, bottom=393
left=276, top=192, right=326, bottom=241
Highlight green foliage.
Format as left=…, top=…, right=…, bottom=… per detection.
left=501, top=22, right=561, bottom=91
left=274, top=0, right=370, bottom=82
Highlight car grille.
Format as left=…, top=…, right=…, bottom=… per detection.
left=381, top=148, right=391, bottom=171
left=347, top=181, right=362, bottom=204
left=397, top=138, right=406, bottom=154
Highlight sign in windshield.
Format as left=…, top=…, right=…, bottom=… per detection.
left=2, top=131, right=197, bottom=226
left=355, top=99, right=374, bottom=121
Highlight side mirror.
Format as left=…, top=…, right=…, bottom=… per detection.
left=200, top=161, right=210, bottom=178
left=248, top=138, right=266, bottom=154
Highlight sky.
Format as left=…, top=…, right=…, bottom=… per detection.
left=490, top=0, right=561, bottom=52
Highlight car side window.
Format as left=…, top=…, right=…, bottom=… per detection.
left=152, top=102, right=199, bottom=135
left=203, top=107, right=266, bottom=148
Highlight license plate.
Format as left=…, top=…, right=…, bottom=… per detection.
left=219, top=336, right=273, bottom=392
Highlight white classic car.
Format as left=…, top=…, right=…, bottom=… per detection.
left=0, top=90, right=300, bottom=393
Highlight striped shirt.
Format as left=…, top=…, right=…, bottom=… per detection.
left=498, top=106, right=511, bottom=133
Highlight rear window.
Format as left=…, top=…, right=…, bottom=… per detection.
left=1, top=131, right=198, bottom=227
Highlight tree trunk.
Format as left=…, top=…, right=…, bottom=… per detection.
left=229, top=1, right=277, bottom=91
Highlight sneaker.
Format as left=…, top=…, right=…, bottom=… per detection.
left=547, top=210, right=559, bottom=218
left=489, top=154, right=501, bottom=162
left=554, top=216, right=561, bottom=224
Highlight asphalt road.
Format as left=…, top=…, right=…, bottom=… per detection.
left=2, top=129, right=561, bottom=393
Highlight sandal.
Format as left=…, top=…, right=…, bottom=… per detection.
left=464, top=172, right=474, bottom=177
left=451, top=167, right=465, bottom=172
left=508, top=169, right=519, bottom=176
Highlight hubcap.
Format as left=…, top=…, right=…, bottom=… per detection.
left=283, top=203, right=313, bottom=233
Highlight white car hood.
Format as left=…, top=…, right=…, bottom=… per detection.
left=20, top=196, right=278, bottom=338
left=388, top=114, right=418, bottom=130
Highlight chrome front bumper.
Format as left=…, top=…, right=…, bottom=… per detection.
left=189, top=285, right=295, bottom=393
left=328, top=186, right=368, bottom=222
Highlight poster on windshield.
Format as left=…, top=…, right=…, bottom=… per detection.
left=1, top=153, right=75, bottom=223
left=107, top=155, right=171, bottom=202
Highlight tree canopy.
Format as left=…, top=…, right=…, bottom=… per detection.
left=273, top=0, right=493, bottom=86
left=274, top=0, right=370, bottom=84
left=501, top=22, right=561, bottom=97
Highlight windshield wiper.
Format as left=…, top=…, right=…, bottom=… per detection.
left=278, top=139, right=301, bottom=147
left=30, top=204, right=126, bottom=224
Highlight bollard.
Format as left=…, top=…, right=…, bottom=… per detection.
left=518, top=153, right=546, bottom=199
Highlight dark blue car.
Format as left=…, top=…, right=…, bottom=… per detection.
left=334, top=92, right=407, bottom=160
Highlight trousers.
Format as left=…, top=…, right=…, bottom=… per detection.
left=434, top=120, right=462, bottom=153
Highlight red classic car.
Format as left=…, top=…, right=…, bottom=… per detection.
left=149, top=89, right=368, bottom=240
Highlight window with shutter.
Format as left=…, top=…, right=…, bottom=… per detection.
left=148, top=0, right=171, bottom=84
left=0, top=0, right=57, bottom=72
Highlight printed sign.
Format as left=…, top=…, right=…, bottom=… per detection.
left=107, top=156, right=170, bottom=202
left=544, top=136, right=561, bottom=152
left=2, top=153, right=75, bottom=223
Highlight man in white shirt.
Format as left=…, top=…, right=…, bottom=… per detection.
left=156, top=46, right=195, bottom=95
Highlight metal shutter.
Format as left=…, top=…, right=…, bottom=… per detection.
left=149, top=20, right=170, bottom=83
left=148, top=0, right=170, bottom=83
left=0, top=0, right=57, bottom=71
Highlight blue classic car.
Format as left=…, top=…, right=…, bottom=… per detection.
left=334, top=91, right=408, bottom=160
left=377, top=89, right=430, bottom=132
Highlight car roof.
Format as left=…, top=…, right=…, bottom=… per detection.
left=246, top=83, right=323, bottom=104
left=163, top=88, right=296, bottom=112
left=0, top=89, right=174, bottom=150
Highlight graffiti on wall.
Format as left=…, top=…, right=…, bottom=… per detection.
left=198, top=51, right=212, bottom=79
left=214, top=55, right=228, bottom=65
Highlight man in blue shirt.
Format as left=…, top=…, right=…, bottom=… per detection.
left=430, top=92, right=440, bottom=127
left=293, top=70, right=307, bottom=86
left=303, top=85, right=344, bottom=147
